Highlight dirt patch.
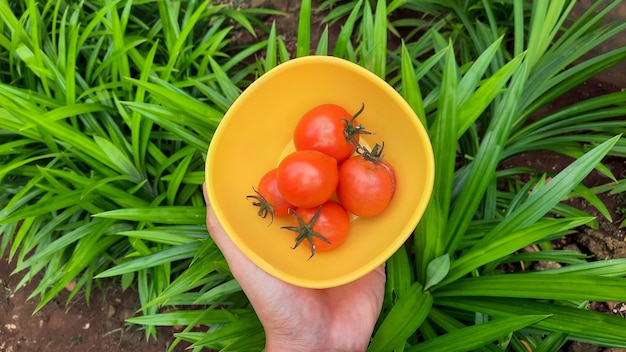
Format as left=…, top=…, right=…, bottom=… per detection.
left=0, top=251, right=188, bottom=352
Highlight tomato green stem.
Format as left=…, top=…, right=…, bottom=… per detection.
left=343, top=103, right=372, bottom=150
left=357, top=142, right=385, bottom=163
left=246, top=187, right=275, bottom=226
left=281, top=206, right=331, bottom=260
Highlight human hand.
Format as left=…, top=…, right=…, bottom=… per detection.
left=203, top=185, right=386, bottom=352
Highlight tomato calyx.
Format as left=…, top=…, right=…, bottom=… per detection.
left=343, top=103, right=372, bottom=149
left=246, top=187, right=276, bottom=225
left=281, top=206, right=331, bottom=260
left=357, top=141, right=386, bottom=163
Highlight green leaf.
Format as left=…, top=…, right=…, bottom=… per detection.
left=96, top=242, right=201, bottom=278
left=372, top=0, right=387, bottom=78
left=426, top=308, right=501, bottom=352
left=123, top=102, right=211, bottom=151
left=424, top=254, right=450, bottom=291
left=165, top=150, right=195, bottom=206
left=525, top=0, right=573, bottom=69
left=190, top=313, right=264, bottom=350
left=93, top=206, right=206, bottom=225
left=161, top=0, right=212, bottom=81
left=368, top=282, right=433, bottom=352
left=534, top=332, right=569, bottom=352
left=385, top=245, right=413, bottom=305
left=315, top=25, right=329, bottom=56
left=434, top=274, right=626, bottom=302
left=445, top=62, right=529, bottom=254
left=532, top=258, right=626, bottom=277
left=456, top=36, right=503, bottom=104
left=297, top=0, right=311, bottom=57
left=0, top=190, right=96, bottom=225
left=115, top=228, right=202, bottom=246
left=126, top=78, right=223, bottom=127
left=93, top=135, right=143, bottom=184
left=437, top=297, right=626, bottom=347
left=408, top=315, right=548, bottom=352
left=496, top=249, right=589, bottom=266
left=145, top=246, right=224, bottom=307
left=400, top=41, right=426, bottom=127
left=414, top=194, right=445, bottom=283
left=429, top=43, right=458, bottom=254
left=126, top=308, right=255, bottom=326
left=208, top=56, right=242, bottom=107
left=456, top=53, right=524, bottom=138
left=569, top=183, right=612, bottom=222
left=15, top=218, right=116, bottom=272
left=332, top=0, right=362, bottom=58
left=0, top=152, right=58, bottom=184
left=38, top=168, right=148, bottom=208
left=193, top=279, right=241, bottom=305
left=33, top=220, right=120, bottom=311
left=264, top=21, right=278, bottom=71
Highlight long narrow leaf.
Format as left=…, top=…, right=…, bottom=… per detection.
left=332, top=0, right=362, bottom=58
left=96, top=242, right=201, bottom=278
left=445, top=62, right=529, bottom=253
left=297, top=0, right=311, bottom=57
left=434, top=274, right=626, bottom=302
left=400, top=41, right=426, bottom=127
left=93, top=206, right=206, bottom=225
left=409, top=315, right=548, bottom=352
left=368, top=282, right=433, bottom=352
left=437, top=297, right=626, bottom=347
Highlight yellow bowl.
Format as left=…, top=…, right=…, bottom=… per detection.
left=205, top=56, right=434, bottom=288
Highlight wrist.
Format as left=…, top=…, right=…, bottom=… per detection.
left=265, top=345, right=363, bottom=352
left=265, top=337, right=367, bottom=352
left=264, top=341, right=308, bottom=352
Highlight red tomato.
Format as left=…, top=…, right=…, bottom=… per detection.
left=336, top=144, right=396, bottom=217
left=293, top=103, right=369, bottom=163
left=247, top=169, right=295, bottom=224
left=276, top=150, right=338, bottom=208
left=282, top=201, right=350, bottom=258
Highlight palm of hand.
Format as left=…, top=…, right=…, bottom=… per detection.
left=257, top=265, right=385, bottom=352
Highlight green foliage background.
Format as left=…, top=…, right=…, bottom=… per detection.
left=2, top=0, right=626, bottom=351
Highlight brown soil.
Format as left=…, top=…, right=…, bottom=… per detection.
left=1, top=2, right=625, bottom=352
left=0, top=250, right=189, bottom=352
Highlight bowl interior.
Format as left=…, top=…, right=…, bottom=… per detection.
left=206, top=56, right=434, bottom=288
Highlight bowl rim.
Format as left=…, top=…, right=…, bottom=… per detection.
left=206, top=55, right=435, bottom=288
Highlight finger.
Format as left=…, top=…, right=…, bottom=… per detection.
left=374, top=262, right=386, bottom=277
left=202, top=184, right=229, bottom=248
left=202, top=184, right=290, bottom=299
left=202, top=184, right=253, bottom=271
